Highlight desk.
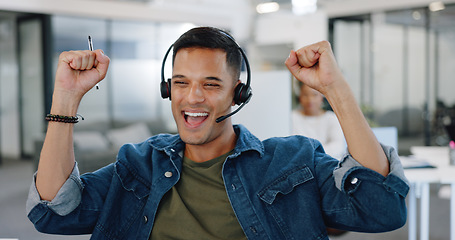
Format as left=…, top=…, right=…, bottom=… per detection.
left=439, top=167, right=455, bottom=240
left=404, top=146, right=455, bottom=240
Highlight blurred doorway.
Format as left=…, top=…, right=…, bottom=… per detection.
left=0, top=11, right=49, bottom=162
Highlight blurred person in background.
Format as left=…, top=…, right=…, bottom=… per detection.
left=292, top=82, right=346, bottom=159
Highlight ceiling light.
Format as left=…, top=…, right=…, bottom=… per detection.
left=292, top=0, right=318, bottom=15
left=412, top=11, right=421, bottom=20
left=429, top=1, right=445, bottom=12
left=256, top=2, right=280, bottom=14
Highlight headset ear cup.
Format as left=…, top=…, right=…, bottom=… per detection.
left=233, top=83, right=243, bottom=105
left=234, top=83, right=250, bottom=105
left=160, top=80, right=171, bottom=99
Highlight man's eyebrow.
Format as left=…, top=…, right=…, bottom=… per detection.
left=171, top=74, right=185, bottom=79
left=171, top=75, right=223, bottom=82
left=206, top=76, right=223, bottom=81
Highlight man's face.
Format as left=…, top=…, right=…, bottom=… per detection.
left=171, top=47, right=237, bottom=146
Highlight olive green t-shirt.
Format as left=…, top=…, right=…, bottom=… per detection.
left=150, top=151, right=247, bottom=240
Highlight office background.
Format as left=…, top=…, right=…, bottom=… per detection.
left=0, top=0, right=454, bottom=239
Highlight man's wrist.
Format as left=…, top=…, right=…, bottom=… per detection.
left=50, top=92, right=82, bottom=116
left=323, top=79, right=351, bottom=105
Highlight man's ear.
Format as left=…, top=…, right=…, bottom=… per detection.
left=232, top=80, right=241, bottom=106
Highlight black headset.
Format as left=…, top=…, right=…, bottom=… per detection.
left=160, top=35, right=252, bottom=123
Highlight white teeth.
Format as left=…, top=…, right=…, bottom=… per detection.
left=185, top=112, right=208, bottom=117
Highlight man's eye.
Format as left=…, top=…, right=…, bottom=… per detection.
left=173, top=81, right=187, bottom=85
left=205, top=83, right=220, bottom=87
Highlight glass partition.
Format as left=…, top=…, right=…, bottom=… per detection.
left=51, top=16, right=196, bottom=134
left=18, top=18, right=45, bottom=157
left=330, top=5, right=455, bottom=153
left=109, top=21, right=159, bottom=122
left=0, top=13, right=20, bottom=159
left=52, top=16, right=110, bottom=124
left=332, top=16, right=370, bottom=107
left=430, top=5, right=455, bottom=145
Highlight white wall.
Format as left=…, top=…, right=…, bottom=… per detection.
left=255, top=11, right=328, bottom=48
left=322, top=0, right=455, bottom=17
left=233, top=70, right=293, bottom=140
left=0, top=0, right=253, bottom=42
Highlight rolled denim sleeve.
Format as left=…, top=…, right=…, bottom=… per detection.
left=333, top=144, right=409, bottom=195
left=26, top=163, right=83, bottom=216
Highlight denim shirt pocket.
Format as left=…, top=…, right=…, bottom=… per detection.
left=114, top=161, right=150, bottom=199
left=257, top=166, right=328, bottom=240
left=258, top=166, right=314, bottom=205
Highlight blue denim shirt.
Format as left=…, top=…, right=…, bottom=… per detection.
left=27, top=124, right=409, bottom=240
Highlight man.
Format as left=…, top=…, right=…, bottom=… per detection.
left=27, top=27, right=409, bottom=239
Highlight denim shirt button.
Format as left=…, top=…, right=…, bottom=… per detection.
left=165, top=171, right=173, bottom=178
left=231, top=184, right=236, bottom=190
left=170, top=148, right=175, bottom=152
left=143, top=215, right=148, bottom=223
left=350, top=177, right=358, bottom=184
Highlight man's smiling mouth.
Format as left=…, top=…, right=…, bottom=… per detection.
left=184, top=111, right=209, bottom=126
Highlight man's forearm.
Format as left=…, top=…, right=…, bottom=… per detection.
left=325, top=81, right=389, bottom=176
left=36, top=97, right=79, bottom=201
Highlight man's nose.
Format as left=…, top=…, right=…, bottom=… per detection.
left=187, top=84, right=205, bottom=104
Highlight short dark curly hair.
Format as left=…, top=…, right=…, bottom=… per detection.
left=172, top=26, right=242, bottom=80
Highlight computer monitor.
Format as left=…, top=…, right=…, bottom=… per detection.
left=372, top=127, right=398, bottom=150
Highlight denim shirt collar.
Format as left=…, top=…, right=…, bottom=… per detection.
left=232, top=124, right=265, bottom=158
left=147, top=124, right=264, bottom=158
